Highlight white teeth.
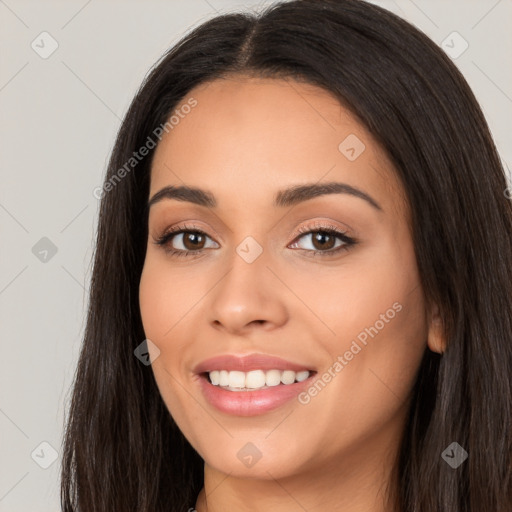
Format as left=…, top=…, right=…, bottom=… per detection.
left=246, top=370, right=266, bottom=389
left=295, top=370, right=309, bottom=382
left=209, top=370, right=220, bottom=385
left=228, top=371, right=245, bottom=388
left=281, top=370, right=295, bottom=385
left=219, top=370, right=229, bottom=387
left=207, top=369, right=312, bottom=390
left=265, top=369, right=281, bottom=387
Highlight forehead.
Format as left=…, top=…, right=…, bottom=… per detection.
left=149, top=75, right=407, bottom=219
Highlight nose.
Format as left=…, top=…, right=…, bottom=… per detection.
left=207, top=246, right=289, bottom=335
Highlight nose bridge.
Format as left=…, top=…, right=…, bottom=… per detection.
left=218, top=234, right=270, bottom=300
left=207, top=233, right=288, bottom=331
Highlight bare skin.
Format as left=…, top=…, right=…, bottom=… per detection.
left=139, top=75, right=445, bottom=512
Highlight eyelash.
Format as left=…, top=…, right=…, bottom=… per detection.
left=153, top=221, right=357, bottom=259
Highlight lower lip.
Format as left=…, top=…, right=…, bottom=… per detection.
left=197, top=373, right=315, bottom=416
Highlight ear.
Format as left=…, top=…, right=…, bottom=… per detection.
left=426, top=302, right=446, bottom=354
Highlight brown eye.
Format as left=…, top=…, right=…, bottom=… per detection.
left=289, top=224, right=355, bottom=256
left=154, top=225, right=219, bottom=257
left=309, top=231, right=337, bottom=251
left=181, top=232, right=206, bottom=250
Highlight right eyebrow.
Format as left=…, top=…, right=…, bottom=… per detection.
left=147, top=185, right=216, bottom=209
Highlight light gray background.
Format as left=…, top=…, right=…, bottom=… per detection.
left=1, top=0, right=511, bottom=510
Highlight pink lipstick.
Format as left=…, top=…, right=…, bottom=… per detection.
left=194, top=353, right=317, bottom=416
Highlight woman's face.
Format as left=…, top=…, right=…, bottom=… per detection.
left=139, top=75, right=440, bottom=481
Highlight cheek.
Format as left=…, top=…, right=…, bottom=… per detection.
left=139, top=260, right=204, bottom=438
left=303, top=239, right=424, bottom=354
left=298, top=286, right=427, bottom=453
left=308, top=237, right=427, bottom=412
left=139, top=256, right=200, bottom=341
left=139, top=266, right=167, bottom=341
left=138, top=259, right=192, bottom=390
left=349, top=251, right=427, bottom=382
left=365, top=281, right=428, bottom=389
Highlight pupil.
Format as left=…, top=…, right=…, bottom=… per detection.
left=187, top=233, right=203, bottom=248
left=314, top=232, right=333, bottom=250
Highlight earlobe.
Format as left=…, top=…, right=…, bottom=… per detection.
left=426, top=302, right=446, bottom=354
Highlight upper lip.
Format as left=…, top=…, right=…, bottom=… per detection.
left=193, top=353, right=315, bottom=374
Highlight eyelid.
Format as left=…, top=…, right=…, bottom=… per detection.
left=153, top=219, right=357, bottom=259
left=154, top=216, right=353, bottom=239
left=154, top=219, right=352, bottom=244
left=153, top=220, right=222, bottom=243
left=292, top=219, right=350, bottom=237
left=292, top=215, right=356, bottom=237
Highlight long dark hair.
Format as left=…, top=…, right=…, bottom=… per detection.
left=60, top=0, right=512, bottom=510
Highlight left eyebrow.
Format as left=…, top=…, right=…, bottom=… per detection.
left=273, top=182, right=382, bottom=211
left=146, top=181, right=383, bottom=212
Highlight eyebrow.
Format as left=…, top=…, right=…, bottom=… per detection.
left=146, top=181, right=383, bottom=212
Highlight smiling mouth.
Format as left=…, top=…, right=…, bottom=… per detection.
left=201, top=369, right=317, bottom=392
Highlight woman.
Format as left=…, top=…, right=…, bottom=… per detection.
left=60, top=0, right=512, bottom=511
